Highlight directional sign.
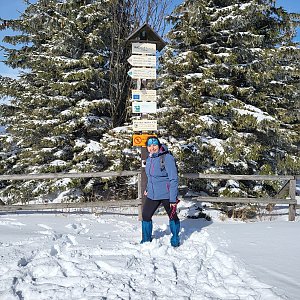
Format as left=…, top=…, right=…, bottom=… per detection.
left=127, top=55, right=156, bottom=67
left=132, top=89, right=157, bottom=102
left=132, top=120, right=157, bottom=131
left=132, top=43, right=156, bottom=55
left=128, top=67, right=156, bottom=79
left=133, top=134, right=157, bottom=147
left=132, top=101, right=157, bottom=114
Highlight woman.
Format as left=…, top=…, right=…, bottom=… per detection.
left=141, top=136, right=180, bottom=247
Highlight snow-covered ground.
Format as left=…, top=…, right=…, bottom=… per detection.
left=0, top=201, right=299, bottom=300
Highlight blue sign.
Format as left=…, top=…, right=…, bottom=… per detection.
left=133, top=94, right=140, bottom=100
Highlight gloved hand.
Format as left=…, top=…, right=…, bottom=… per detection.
left=170, top=199, right=180, bottom=219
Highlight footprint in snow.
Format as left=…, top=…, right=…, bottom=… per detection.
left=37, top=224, right=53, bottom=230
left=66, top=222, right=90, bottom=235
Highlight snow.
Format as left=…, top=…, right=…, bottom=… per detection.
left=50, top=160, right=67, bottom=166
left=0, top=201, right=299, bottom=300
left=84, top=140, right=101, bottom=153
left=206, top=138, right=225, bottom=154
left=199, top=115, right=217, bottom=127
left=233, top=105, right=275, bottom=122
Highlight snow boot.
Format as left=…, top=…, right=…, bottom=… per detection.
left=141, top=220, right=153, bottom=243
left=169, top=219, right=180, bottom=247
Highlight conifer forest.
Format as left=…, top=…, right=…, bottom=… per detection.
left=0, top=0, right=299, bottom=205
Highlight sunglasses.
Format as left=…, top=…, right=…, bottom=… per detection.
left=147, top=138, right=159, bottom=147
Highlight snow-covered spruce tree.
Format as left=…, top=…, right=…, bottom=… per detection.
left=98, top=0, right=174, bottom=199
left=0, top=0, right=116, bottom=203
left=158, top=0, right=300, bottom=198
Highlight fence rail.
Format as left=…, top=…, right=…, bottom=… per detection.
left=0, top=170, right=139, bottom=181
left=182, top=174, right=296, bottom=180
left=0, top=199, right=140, bottom=212
left=0, top=171, right=298, bottom=220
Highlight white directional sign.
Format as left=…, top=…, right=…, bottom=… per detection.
left=128, top=55, right=156, bottom=67
left=128, top=68, right=156, bottom=79
left=132, top=43, right=156, bottom=55
left=132, top=120, right=158, bottom=131
left=132, top=101, right=157, bottom=114
left=132, top=89, right=157, bottom=102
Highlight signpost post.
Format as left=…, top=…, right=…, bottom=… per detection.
left=126, top=23, right=166, bottom=220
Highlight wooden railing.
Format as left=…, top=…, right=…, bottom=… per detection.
left=181, top=173, right=298, bottom=221
left=0, top=171, right=298, bottom=220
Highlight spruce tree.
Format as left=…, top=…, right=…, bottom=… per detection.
left=0, top=0, right=114, bottom=202
left=159, top=0, right=300, bottom=197
left=0, top=0, right=172, bottom=202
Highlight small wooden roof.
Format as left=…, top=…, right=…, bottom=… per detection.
left=126, top=23, right=166, bottom=51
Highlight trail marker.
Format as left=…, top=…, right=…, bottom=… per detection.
left=128, top=55, right=156, bottom=67
left=132, top=120, right=157, bottom=131
left=128, top=67, right=156, bottom=80
left=132, top=133, right=157, bottom=147
left=132, top=101, right=157, bottom=114
left=132, top=43, right=156, bottom=55
left=132, top=89, right=157, bottom=101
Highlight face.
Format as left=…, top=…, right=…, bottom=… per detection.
left=146, top=138, right=159, bottom=155
left=147, top=144, right=159, bottom=155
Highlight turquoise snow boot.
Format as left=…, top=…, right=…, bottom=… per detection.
left=141, top=220, right=153, bottom=243
left=169, top=219, right=180, bottom=247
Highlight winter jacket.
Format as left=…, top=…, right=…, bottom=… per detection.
left=145, top=145, right=178, bottom=203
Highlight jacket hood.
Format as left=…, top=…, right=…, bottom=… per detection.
left=148, top=144, right=169, bottom=158
left=159, top=144, right=168, bottom=152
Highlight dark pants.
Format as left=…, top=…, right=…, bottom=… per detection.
left=142, top=198, right=179, bottom=222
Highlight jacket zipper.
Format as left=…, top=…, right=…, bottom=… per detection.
left=150, top=158, right=155, bottom=199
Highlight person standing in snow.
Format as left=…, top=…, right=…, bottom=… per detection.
left=141, top=136, right=180, bottom=247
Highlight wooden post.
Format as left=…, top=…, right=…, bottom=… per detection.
left=137, top=172, right=142, bottom=220
left=288, top=178, right=296, bottom=221
left=139, top=146, right=148, bottom=220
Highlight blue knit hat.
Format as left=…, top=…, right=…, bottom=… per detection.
left=146, top=136, right=160, bottom=147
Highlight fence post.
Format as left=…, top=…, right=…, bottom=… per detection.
left=288, top=178, right=296, bottom=221
left=138, top=173, right=142, bottom=221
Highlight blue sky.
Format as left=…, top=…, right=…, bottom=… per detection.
left=0, top=0, right=299, bottom=78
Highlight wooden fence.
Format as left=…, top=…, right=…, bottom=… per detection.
left=0, top=171, right=298, bottom=221
left=181, top=173, right=298, bottom=221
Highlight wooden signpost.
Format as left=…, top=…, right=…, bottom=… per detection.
left=126, top=23, right=166, bottom=220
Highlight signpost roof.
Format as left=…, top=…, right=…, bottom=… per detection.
left=126, top=23, right=166, bottom=51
